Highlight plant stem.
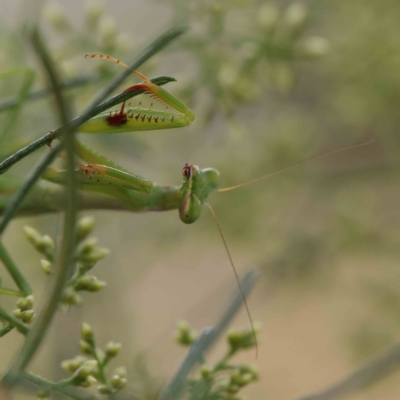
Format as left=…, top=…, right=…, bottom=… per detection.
left=4, top=26, right=78, bottom=378
left=21, top=371, right=87, bottom=400
left=0, top=307, right=29, bottom=335
left=0, top=241, right=32, bottom=296
left=0, top=75, right=95, bottom=112
left=0, top=324, right=14, bottom=337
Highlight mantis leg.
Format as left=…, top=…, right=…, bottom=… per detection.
left=43, top=139, right=154, bottom=193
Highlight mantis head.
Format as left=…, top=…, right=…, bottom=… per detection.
left=179, top=164, right=220, bottom=224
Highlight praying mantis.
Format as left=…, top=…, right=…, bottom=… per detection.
left=43, top=54, right=374, bottom=357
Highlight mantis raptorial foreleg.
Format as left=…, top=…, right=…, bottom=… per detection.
left=78, top=54, right=194, bottom=134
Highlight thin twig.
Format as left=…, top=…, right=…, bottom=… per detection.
left=0, top=75, right=94, bottom=112
left=11, top=371, right=87, bottom=400
left=158, top=269, right=259, bottom=400
left=0, top=307, right=29, bottom=335
left=4, top=26, right=78, bottom=379
left=0, top=241, right=32, bottom=296
left=292, top=341, right=400, bottom=400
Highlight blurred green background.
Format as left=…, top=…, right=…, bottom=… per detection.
left=1, top=0, right=400, bottom=398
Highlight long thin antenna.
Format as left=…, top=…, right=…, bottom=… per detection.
left=206, top=203, right=258, bottom=358
left=218, top=139, right=375, bottom=192
left=85, top=53, right=151, bottom=83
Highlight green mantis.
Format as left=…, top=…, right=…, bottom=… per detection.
left=43, top=54, right=374, bottom=357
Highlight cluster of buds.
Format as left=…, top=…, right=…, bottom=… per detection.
left=61, top=322, right=126, bottom=394
left=184, top=322, right=261, bottom=400
left=227, top=364, right=259, bottom=395
left=24, top=217, right=109, bottom=309
left=227, top=323, right=261, bottom=352
left=174, top=320, right=197, bottom=346
left=24, top=226, right=55, bottom=266
left=12, top=295, right=35, bottom=324
left=66, top=217, right=108, bottom=308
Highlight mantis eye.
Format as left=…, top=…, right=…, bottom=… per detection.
left=182, top=163, right=193, bottom=181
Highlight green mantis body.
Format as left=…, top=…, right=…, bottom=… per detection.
left=44, top=53, right=214, bottom=224
left=41, top=54, right=373, bottom=357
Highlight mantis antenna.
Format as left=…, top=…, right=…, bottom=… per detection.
left=218, top=139, right=375, bottom=192
left=206, top=203, right=258, bottom=359
left=85, top=53, right=150, bottom=83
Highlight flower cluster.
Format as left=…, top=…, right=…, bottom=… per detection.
left=175, top=320, right=260, bottom=400
left=24, top=216, right=109, bottom=309
left=61, top=322, right=127, bottom=394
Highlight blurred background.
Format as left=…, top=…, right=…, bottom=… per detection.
left=1, top=0, right=400, bottom=398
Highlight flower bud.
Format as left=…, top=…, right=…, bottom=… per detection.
left=40, top=259, right=52, bottom=275
left=113, top=366, right=127, bottom=378
left=76, top=216, right=95, bottom=241
left=75, top=360, right=98, bottom=378
left=81, top=322, right=94, bottom=342
left=80, top=375, right=97, bottom=388
left=62, top=288, right=82, bottom=306
left=105, top=341, right=121, bottom=358
left=200, top=365, right=212, bottom=379
left=283, top=3, right=307, bottom=36
left=20, top=310, right=35, bottom=323
left=80, top=247, right=110, bottom=264
left=11, top=309, right=22, bottom=319
left=97, top=384, right=111, bottom=394
left=298, top=36, right=329, bottom=59
left=110, top=374, right=127, bottom=390
left=61, top=356, right=87, bottom=373
left=80, top=340, right=93, bottom=355
left=42, top=235, right=55, bottom=254
left=24, top=226, right=45, bottom=251
left=17, top=295, right=34, bottom=311
left=75, top=275, right=106, bottom=292
left=77, top=238, right=98, bottom=255
left=227, top=324, right=260, bottom=350
left=174, top=320, right=197, bottom=346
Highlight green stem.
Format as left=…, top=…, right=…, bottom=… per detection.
left=5, top=27, right=78, bottom=378
left=212, top=348, right=236, bottom=372
left=0, top=307, right=29, bottom=335
left=21, top=371, right=87, bottom=400
left=0, top=288, right=23, bottom=297
left=0, top=241, right=32, bottom=296
left=0, top=75, right=95, bottom=112
left=0, top=323, right=14, bottom=337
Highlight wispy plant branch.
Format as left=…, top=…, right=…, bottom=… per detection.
left=293, top=341, right=400, bottom=400
left=0, top=75, right=94, bottom=112
left=4, top=26, right=77, bottom=379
